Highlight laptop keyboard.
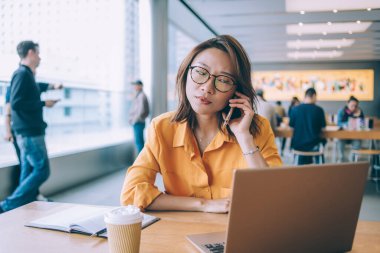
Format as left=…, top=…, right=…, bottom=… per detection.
left=204, top=242, right=225, bottom=253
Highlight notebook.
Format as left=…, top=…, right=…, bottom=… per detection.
left=25, top=205, right=160, bottom=238
left=187, top=162, right=369, bottom=253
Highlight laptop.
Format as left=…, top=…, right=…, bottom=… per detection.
left=186, top=162, right=369, bottom=253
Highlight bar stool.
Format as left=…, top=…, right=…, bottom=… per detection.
left=351, top=149, right=380, bottom=180
left=293, top=149, right=325, bottom=165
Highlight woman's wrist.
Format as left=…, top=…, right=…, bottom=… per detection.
left=235, top=133, right=257, bottom=153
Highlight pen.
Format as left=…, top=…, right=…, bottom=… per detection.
left=90, top=228, right=107, bottom=237
left=223, top=107, right=234, bottom=128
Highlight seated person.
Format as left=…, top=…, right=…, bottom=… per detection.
left=336, top=96, right=364, bottom=162
left=274, top=101, right=286, bottom=127
left=120, top=35, right=282, bottom=213
left=289, top=88, right=326, bottom=165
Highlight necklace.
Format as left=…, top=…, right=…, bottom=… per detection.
left=194, top=131, right=214, bottom=147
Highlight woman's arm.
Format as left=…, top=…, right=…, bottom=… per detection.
left=147, top=194, right=230, bottom=213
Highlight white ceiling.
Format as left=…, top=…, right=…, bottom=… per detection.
left=184, top=0, right=380, bottom=63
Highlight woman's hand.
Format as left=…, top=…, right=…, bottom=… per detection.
left=202, top=198, right=230, bottom=213
left=223, top=91, right=254, bottom=137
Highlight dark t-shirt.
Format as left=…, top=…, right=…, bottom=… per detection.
left=289, top=103, right=326, bottom=151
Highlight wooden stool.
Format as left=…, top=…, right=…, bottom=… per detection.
left=351, top=149, right=380, bottom=180
left=293, top=150, right=325, bottom=165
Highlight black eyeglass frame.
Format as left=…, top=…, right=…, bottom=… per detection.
left=188, top=66, right=237, bottom=93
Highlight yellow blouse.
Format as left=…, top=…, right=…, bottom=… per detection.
left=121, top=112, right=282, bottom=210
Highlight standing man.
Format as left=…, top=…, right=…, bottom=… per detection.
left=289, top=88, right=326, bottom=165
left=0, top=41, right=62, bottom=213
left=128, top=80, right=150, bottom=154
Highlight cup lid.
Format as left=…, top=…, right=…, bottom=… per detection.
left=104, top=205, right=142, bottom=225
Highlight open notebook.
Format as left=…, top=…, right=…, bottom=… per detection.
left=25, top=205, right=160, bottom=238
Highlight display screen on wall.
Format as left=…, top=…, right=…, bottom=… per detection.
left=252, top=69, right=374, bottom=101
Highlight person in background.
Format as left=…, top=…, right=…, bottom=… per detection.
left=256, top=89, right=277, bottom=131
left=121, top=35, right=282, bottom=213
left=0, top=41, right=62, bottom=213
left=274, top=101, right=287, bottom=156
left=128, top=80, right=150, bottom=154
left=289, top=88, right=326, bottom=165
left=336, top=96, right=364, bottom=162
left=288, top=96, right=300, bottom=117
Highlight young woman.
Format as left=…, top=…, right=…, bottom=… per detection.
left=121, top=35, right=282, bottom=213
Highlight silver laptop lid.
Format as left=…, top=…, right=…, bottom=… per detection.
left=225, top=162, right=369, bottom=253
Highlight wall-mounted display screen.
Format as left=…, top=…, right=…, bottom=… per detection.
left=252, top=69, right=374, bottom=101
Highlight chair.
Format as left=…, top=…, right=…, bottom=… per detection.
left=351, top=149, right=380, bottom=180
left=293, top=149, right=325, bottom=165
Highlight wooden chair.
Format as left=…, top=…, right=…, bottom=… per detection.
left=293, top=149, right=325, bottom=165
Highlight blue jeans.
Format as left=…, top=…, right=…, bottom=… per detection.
left=0, top=135, right=50, bottom=211
left=295, top=144, right=324, bottom=165
left=133, top=122, right=145, bottom=154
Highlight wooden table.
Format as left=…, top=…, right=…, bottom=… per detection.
left=275, top=127, right=380, bottom=140
left=0, top=202, right=380, bottom=253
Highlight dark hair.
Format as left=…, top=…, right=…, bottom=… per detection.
left=290, top=96, right=300, bottom=107
left=17, top=41, right=39, bottom=59
left=305, top=87, right=316, bottom=98
left=276, top=101, right=282, bottom=106
left=171, top=35, right=260, bottom=138
left=348, top=95, right=359, bottom=103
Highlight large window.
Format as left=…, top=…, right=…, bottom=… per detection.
left=0, top=0, right=139, bottom=165
left=167, top=23, right=197, bottom=111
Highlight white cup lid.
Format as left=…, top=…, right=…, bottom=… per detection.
left=104, top=205, right=142, bottom=225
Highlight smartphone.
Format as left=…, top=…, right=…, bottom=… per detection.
left=222, top=96, right=241, bottom=127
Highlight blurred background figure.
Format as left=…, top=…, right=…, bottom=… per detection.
left=289, top=88, right=326, bottom=165
left=336, top=96, right=365, bottom=162
left=128, top=80, right=150, bottom=154
left=256, top=89, right=277, bottom=131
left=288, top=96, right=300, bottom=118
left=0, top=41, right=62, bottom=213
left=274, top=101, right=286, bottom=127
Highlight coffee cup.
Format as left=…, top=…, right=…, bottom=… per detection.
left=104, top=205, right=143, bottom=253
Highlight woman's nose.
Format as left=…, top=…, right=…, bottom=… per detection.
left=201, top=76, right=216, bottom=94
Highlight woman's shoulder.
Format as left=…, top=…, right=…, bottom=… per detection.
left=151, top=111, right=180, bottom=129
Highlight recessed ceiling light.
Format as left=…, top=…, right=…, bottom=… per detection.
left=333, top=9, right=338, bottom=13
left=287, top=50, right=343, bottom=59
left=327, top=22, right=332, bottom=25
left=300, top=10, right=305, bottom=14
left=298, top=22, right=303, bottom=26
left=287, top=39, right=355, bottom=49
left=356, top=20, right=361, bottom=24
left=323, top=32, right=327, bottom=35
left=285, top=0, right=380, bottom=12
left=367, top=8, right=372, bottom=11
left=287, top=22, right=371, bottom=35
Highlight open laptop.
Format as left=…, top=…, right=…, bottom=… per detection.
left=187, top=162, right=369, bottom=253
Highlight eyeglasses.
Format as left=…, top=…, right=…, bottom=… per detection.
left=189, top=66, right=236, bottom=93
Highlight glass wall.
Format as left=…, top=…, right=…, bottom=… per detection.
left=0, top=0, right=139, bottom=165
left=167, top=23, right=198, bottom=111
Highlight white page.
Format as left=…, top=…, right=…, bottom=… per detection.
left=28, top=206, right=113, bottom=232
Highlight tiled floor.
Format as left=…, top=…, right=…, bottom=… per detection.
left=51, top=139, right=380, bottom=221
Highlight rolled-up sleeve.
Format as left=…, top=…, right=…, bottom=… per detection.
left=120, top=121, right=162, bottom=210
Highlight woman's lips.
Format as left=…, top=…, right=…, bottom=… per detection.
left=196, top=96, right=212, bottom=104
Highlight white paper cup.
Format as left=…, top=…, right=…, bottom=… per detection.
left=105, top=205, right=143, bottom=253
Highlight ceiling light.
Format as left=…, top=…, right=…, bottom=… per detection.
left=285, top=0, right=380, bottom=12
left=323, top=32, right=327, bottom=35
left=300, top=10, right=305, bottom=14
left=356, top=20, right=361, bottom=24
left=287, top=39, right=355, bottom=49
left=287, top=22, right=371, bottom=35
left=367, top=8, right=372, bottom=11
left=348, top=31, right=353, bottom=34
left=287, top=50, right=343, bottom=59
left=298, top=22, right=303, bottom=26
left=327, top=22, right=332, bottom=25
